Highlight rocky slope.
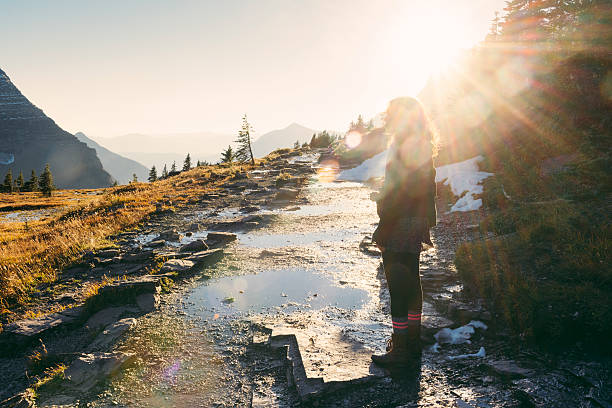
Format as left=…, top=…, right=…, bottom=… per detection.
left=0, top=68, right=113, bottom=188
left=74, top=132, right=148, bottom=184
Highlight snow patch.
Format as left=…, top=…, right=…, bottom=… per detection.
left=434, top=320, right=488, bottom=345
left=448, top=346, right=486, bottom=360
left=0, top=152, right=15, bottom=165
left=435, top=155, right=493, bottom=212
left=336, top=150, right=388, bottom=181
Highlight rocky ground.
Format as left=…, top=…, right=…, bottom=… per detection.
left=1, top=150, right=610, bottom=407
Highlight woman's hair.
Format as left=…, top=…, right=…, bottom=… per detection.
left=386, top=97, right=439, bottom=157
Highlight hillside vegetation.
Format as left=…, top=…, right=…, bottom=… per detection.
left=422, top=1, right=611, bottom=349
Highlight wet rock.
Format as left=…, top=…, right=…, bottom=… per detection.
left=64, top=352, right=135, bottom=392
left=121, top=250, right=153, bottom=263
left=146, top=239, right=166, bottom=248
left=160, top=259, right=195, bottom=273
left=206, top=232, right=237, bottom=247
left=0, top=389, right=36, bottom=408
left=136, top=292, right=159, bottom=312
left=185, top=248, right=224, bottom=265
left=486, top=360, right=535, bottom=379
left=96, top=248, right=120, bottom=258
left=179, top=239, right=208, bottom=253
left=89, top=318, right=137, bottom=349
left=240, top=205, right=260, bottom=213
left=85, top=306, right=130, bottom=330
left=4, top=311, right=77, bottom=339
left=187, top=222, right=201, bottom=232
left=158, top=229, right=181, bottom=241
left=275, top=187, right=299, bottom=200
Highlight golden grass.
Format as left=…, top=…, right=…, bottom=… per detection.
left=0, top=162, right=256, bottom=314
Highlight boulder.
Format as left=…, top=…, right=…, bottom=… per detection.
left=185, top=249, right=224, bottom=265
left=146, top=239, right=166, bottom=248
left=160, top=259, right=195, bottom=273
left=64, top=352, right=134, bottom=392
left=158, top=229, right=181, bottom=241
left=275, top=187, right=299, bottom=200
left=89, top=318, right=137, bottom=349
left=179, top=239, right=208, bottom=253
left=206, top=232, right=237, bottom=247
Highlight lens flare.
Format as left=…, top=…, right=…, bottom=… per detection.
left=345, top=131, right=363, bottom=149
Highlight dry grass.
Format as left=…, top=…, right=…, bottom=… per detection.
left=0, top=162, right=256, bottom=314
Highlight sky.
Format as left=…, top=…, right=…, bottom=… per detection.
left=0, top=0, right=506, bottom=138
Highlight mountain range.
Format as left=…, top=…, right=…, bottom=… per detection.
left=0, top=68, right=113, bottom=188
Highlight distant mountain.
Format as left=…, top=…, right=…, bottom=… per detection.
left=0, top=68, right=113, bottom=188
left=92, top=132, right=233, bottom=169
left=252, top=123, right=316, bottom=158
left=75, top=132, right=149, bottom=184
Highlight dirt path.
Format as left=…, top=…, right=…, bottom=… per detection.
left=13, top=152, right=610, bottom=407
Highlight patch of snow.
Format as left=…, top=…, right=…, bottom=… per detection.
left=448, top=346, right=486, bottom=360
left=336, top=150, right=388, bottom=181
left=435, top=155, right=493, bottom=212
left=430, top=343, right=441, bottom=352
left=0, top=152, right=15, bottom=165
left=434, top=320, right=487, bottom=345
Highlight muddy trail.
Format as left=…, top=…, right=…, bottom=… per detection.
left=3, top=152, right=611, bottom=407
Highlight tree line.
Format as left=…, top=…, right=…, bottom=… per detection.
left=1, top=164, right=55, bottom=196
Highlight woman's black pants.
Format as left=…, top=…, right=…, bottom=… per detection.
left=381, top=251, right=423, bottom=317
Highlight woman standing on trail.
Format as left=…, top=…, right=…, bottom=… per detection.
left=371, top=97, right=437, bottom=367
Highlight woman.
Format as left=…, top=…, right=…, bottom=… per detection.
left=371, top=97, right=437, bottom=367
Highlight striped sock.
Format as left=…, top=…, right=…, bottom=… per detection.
left=407, top=310, right=422, bottom=339
left=392, top=317, right=409, bottom=334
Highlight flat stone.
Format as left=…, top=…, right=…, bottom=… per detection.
left=186, top=223, right=201, bottom=232
left=487, top=360, right=535, bottom=379
left=96, top=248, right=120, bottom=258
left=206, top=232, right=237, bottom=247
left=95, top=276, right=161, bottom=302
left=146, top=239, right=166, bottom=248
left=158, top=229, right=181, bottom=241
left=275, top=187, right=299, bottom=200
left=136, top=293, right=159, bottom=312
left=121, top=250, right=153, bottom=263
left=179, top=239, right=208, bottom=253
left=89, top=318, right=137, bottom=349
left=85, top=306, right=129, bottom=330
left=4, top=312, right=76, bottom=338
left=160, top=259, right=195, bottom=273
left=64, top=352, right=134, bottom=392
left=185, top=248, right=224, bottom=265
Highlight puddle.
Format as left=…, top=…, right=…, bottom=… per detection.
left=0, top=209, right=52, bottom=222
left=237, top=229, right=358, bottom=248
left=186, top=268, right=368, bottom=317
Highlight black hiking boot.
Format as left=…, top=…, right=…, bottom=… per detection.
left=372, top=333, right=421, bottom=367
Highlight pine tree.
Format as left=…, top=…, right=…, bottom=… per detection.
left=112, top=180, right=118, bottom=187
left=148, top=165, right=157, bottom=182
left=170, top=161, right=177, bottom=173
left=221, top=145, right=235, bottom=164
left=196, top=160, right=202, bottom=167
left=15, top=171, right=24, bottom=191
left=183, top=153, right=192, bottom=171
left=3, top=169, right=13, bottom=193
left=235, top=115, right=255, bottom=165
left=162, top=164, right=168, bottom=178
left=310, top=133, right=316, bottom=147
left=132, top=173, right=138, bottom=183
left=40, top=165, right=55, bottom=197
left=24, top=170, right=38, bottom=192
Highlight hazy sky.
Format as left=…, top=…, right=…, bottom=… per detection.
left=1, top=0, right=506, bottom=137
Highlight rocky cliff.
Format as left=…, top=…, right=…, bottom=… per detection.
left=0, top=68, right=113, bottom=188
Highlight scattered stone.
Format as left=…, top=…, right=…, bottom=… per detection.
left=4, top=312, right=77, bottom=339
left=85, top=306, right=130, bottom=330
left=185, top=249, right=224, bottom=265
left=206, top=232, right=237, bottom=247
left=160, top=259, right=195, bottom=273
left=146, top=239, right=166, bottom=248
left=121, top=250, right=154, bottom=263
left=275, top=187, right=299, bottom=200
left=158, top=229, right=181, bottom=241
left=179, top=239, right=208, bottom=253
left=89, top=318, right=137, bottom=349
left=487, top=360, right=535, bottom=379
left=187, top=223, right=201, bottom=232
left=64, top=352, right=135, bottom=392
left=135, top=292, right=159, bottom=313
left=96, top=248, right=120, bottom=258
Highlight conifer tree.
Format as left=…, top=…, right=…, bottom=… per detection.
left=221, top=145, right=235, bottom=164
left=235, top=115, right=255, bottom=165
left=148, top=165, right=157, bottom=182
left=183, top=153, right=192, bottom=171
left=24, top=170, right=38, bottom=192
left=170, top=161, right=177, bottom=173
left=15, top=171, right=24, bottom=191
left=162, top=164, right=168, bottom=178
left=40, top=165, right=55, bottom=197
left=3, top=169, right=13, bottom=193
left=132, top=173, right=138, bottom=183
left=310, top=133, right=316, bottom=147
left=294, top=140, right=300, bottom=148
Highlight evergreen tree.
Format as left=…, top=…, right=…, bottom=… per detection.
left=15, top=171, right=24, bottom=191
left=221, top=145, right=235, bottom=164
left=24, top=170, right=38, bottom=192
left=235, top=114, right=255, bottom=165
left=310, top=133, right=316, bottom=147
left=162, top=164, right=168, bottom=178
left=170, top=161, right=177, bottom=173
left=148, top=165, right=157, bottom=182
left=294, top=140, right=300, bottom=149
left=183, top=153, right=192, bottom=171
left=196, top=160, right=202, bottom=167
left=132, top=173, right=138, bottom=183
left=40, top=165, right=55, bottom=197
left=3, top=169, right=13, bottom=193
left=112, top=180, right=118, bottom=187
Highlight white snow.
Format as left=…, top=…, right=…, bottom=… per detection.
left=435, top=155, right=493, bottom=212
left=337, top=152, right=493, bottom=213
left=336, top=150, right=388, bottom=181
left=434, top=320, right=488, bottom=345
left=448, top=346, right=486, bottom=360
